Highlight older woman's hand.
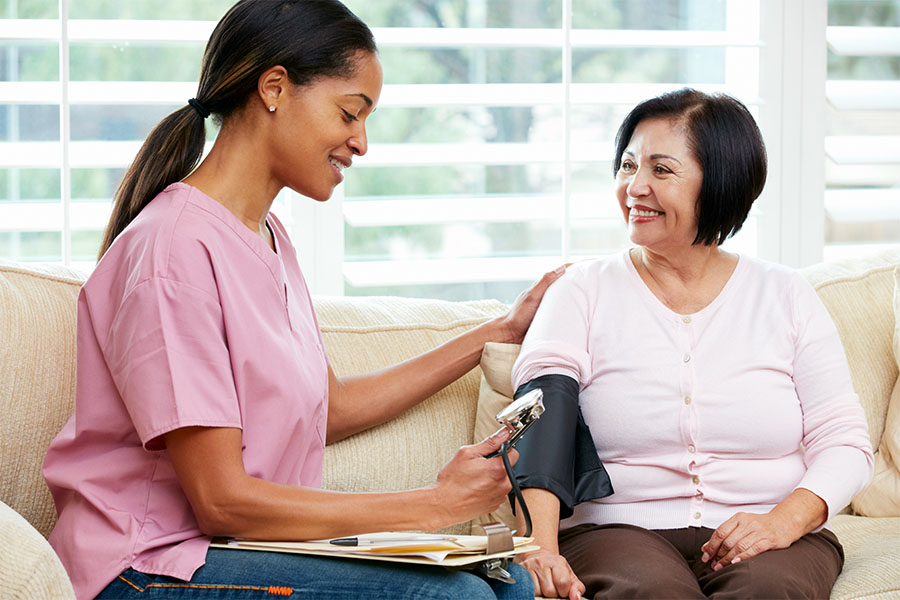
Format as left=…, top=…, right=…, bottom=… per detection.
left=496, top=265, right=567, bottom=344
left=520, top=548, right=585, bottom=600
left=701, top=488, right=828, bottom=570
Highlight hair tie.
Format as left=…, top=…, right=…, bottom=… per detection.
left=188, top=98, right=210, bottom=119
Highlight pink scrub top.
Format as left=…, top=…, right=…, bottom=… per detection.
left=43, top=183, right=330, bottom=599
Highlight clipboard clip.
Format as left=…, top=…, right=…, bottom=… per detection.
left=476, top=522, right=516, bottom=583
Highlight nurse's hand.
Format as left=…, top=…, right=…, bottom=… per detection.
left=520, top=548, right=584, bottom=600
left=431, top=428, right=517, bottom=526
left=495, top=265, right=567, bottom=344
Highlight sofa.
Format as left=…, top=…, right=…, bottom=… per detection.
left=1, top=247, right=899, bottom=599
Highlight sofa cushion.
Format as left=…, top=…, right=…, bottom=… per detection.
left=315, top=296, right=507, bottom=535
left=851, top=267, right=900, bottom=517
left=0, top=500, right=75, bottom=599
left=829, top=514, right=900, bottom=600
left=800, top=248, right=900, bottom=452
left=0, top=261, right=84, bottom=539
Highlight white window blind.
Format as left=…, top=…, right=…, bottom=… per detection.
left=823, top=0, right=900, bottom=261
left=317, top=0, right=777, bottom=300
left=0, top=1, right=234, bottom=272
left=0, top=0, right=869, bottom=303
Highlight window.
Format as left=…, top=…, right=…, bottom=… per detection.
left=1, top=0, right=890, bottom=303
left=0, top=1, right=236, bottom=270
left=823, top=0, right=900, bottom=260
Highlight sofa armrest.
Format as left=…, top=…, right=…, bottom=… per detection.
left=0, top=501, right=74, bottom=600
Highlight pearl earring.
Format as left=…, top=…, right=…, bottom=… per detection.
left=268, top=105, right=276, bottom=112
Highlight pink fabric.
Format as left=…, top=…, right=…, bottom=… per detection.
left=43, top=183, right=330, bottom=599
left=513, top=251, right=873, bottom=532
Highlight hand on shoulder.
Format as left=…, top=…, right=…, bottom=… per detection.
left=496, top=265, right=568, bottom=343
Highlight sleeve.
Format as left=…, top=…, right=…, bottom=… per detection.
left=511, top=375, right=613, bottom=520
left=103, top=277, right=242, bottom=450
left=790, top=275, right=875, bottom=519
left=512, top=267, right=593, bottom=391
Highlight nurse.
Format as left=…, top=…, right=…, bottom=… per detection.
left=42, top=1, right=558, bottom=598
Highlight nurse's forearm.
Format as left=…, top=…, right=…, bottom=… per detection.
left=196, top=475, right=451, bottom=540
left=325, top=316, right=511, bottom=443
left=325, top=266, right=566, bottom=444
left=165, top=425, right=511, bottom=540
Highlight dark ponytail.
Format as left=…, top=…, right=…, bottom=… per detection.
left=98, top=107, right=205, bottom=258
left=98, top=0, right=376, bottom=259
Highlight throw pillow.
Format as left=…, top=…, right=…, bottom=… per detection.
left=474, top=342, right=522, bottom=531
left=802, top=248, right=900, bottom=453
left=851, top=266, right=900, bottom=517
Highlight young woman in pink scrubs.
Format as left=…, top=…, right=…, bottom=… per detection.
left=42, top=2, right=560, bottom=598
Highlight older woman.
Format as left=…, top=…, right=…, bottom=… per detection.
left=511, top=89, right=874, bottom=599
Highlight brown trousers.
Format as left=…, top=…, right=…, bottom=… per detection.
left=558, top=523, right=844, bottom=599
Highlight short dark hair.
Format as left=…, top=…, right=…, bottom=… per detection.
left=613, top=88, right=767, bottom=246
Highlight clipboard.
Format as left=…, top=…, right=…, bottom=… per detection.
left=210, top=524, right=539, bottom=580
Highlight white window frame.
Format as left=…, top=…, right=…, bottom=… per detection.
left=756, top=0, right=826, bottom=268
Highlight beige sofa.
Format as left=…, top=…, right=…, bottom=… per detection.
left=2, top=248, right=899, bottom=599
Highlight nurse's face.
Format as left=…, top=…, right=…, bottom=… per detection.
left=271, top=51, right=383, bottom=202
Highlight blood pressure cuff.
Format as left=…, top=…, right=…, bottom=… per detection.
left=511, top=374, right=613, bottom=519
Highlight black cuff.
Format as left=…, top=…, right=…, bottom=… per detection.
left=510, top=374, right=613, bottom=520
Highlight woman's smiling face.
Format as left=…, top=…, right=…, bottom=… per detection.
left=615, top=117, right=704, bottom=253
left=270, top=51, right=383, bottom=202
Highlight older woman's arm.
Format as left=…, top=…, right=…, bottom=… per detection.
left=507, top=267, right=611, bottom=599
left=516, top=489, right=585, bottom=600
left=703, top=274, right=873, bottom=570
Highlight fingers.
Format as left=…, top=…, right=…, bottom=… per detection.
left=551, top=562, right=577, bottom=598
left=702, top=512, right=783, bottom=570
left=435, top=429, right=518, bottom=523
left=472, top=427, right=511, bottom=455
left=572, top=577, right=586, bottom=600
left=502, top=446, right=519, bottom=466
left=539, top=264, right=567, bottom=287
left=523, top=265, right=567, bottom=303
left=522, top=551, right=582, bottom=599
left=499, top=264, right=569, bottom=343
left=711, top=530, right=770, bottom=569
left=701, top=515, right=738, bottom=566
left=533, top=561, right=570, bottom=597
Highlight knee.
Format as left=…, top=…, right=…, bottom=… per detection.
left=706, top=562, right=833, bottom=600
left=500, top=564, right=537, bottom=600
left=430, top=572, right=496, bottom=600
left=581, top=563, right=702, bottom=599
left=733, top=574, right=824, bottom=600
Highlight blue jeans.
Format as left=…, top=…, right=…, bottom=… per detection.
left=97, top=547, right=534, bottom=599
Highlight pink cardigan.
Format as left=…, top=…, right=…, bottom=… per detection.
left=512, top=251, right=873, bottom=531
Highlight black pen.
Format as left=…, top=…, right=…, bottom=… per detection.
left=329, top=537, right=363, bottom=546
left=328, top=535, right=448, bottom=546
